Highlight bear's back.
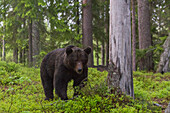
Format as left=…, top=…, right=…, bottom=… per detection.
left=41, top=48, right=65, bottom=77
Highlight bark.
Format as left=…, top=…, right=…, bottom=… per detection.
left=108, top=0, right=134, bottom=98
left=22, top=18, right=26, bottom=65
left=157, top=33, right=170, bottom=73
left=28, top=20, right=33, bottom=67
left=82, top=0, right=94, bottom=67
left=105, top=0, right=109, bottom=67
left=32, top=20, right=40, bottom=67
left=138, top=0, right=153, bottom=71
left=132, top=0, right=136, bottom=71
left=2, top=37, right=5, bottom=61
left=2, top=0, right=6, bottom=61
left=76, top=0, right=79, bottom=34
left=19, top=48, right=22, bottom=63
left=105, top=41, right=109, bottom=67
left=13, top=47, right=18, bottom=63
left=22, top=48, right=25, bottom=65
left=101, top=41, right=105, bottom=65
left=96, top=38, right=99, bottom=66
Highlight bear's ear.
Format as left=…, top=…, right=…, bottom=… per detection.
left=84, top=46, right=91, bottom=55
left=66, top=47, right=73, bottom=55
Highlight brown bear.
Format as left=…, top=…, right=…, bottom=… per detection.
left=40, top=45, right=91, bottom=100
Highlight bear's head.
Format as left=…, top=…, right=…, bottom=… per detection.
left=64, top=45, right=91, bottom=74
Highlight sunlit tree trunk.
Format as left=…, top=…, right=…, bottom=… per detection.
left=108, top=0, right=134, bottom=98
left=96, top=38, right=99, bottom=66
left=76, top=0, right=79, bottom=35
left=2, top=37, right=5, bottom=61
left=2, top=0, right=6, bottom=61
left=82, top=0, right=93, bottom=67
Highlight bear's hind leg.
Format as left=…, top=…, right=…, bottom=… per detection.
left=41, top=71, right=54, bottom=100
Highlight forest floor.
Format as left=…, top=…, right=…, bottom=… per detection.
left=0, top=61, right=169, bottom=112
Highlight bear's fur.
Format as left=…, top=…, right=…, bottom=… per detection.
left=40, top=45, right=91, bottom=100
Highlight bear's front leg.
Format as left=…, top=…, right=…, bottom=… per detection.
left=55, top=82, right=68, bottom=100
left=73, top=77, right=88, bottom=96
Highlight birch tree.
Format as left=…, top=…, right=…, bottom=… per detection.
left=108, top=0, right=134, bottom=98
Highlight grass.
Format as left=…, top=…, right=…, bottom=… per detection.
left=0, top=61, right=169, bottom=112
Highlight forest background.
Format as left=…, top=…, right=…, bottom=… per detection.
left=0, top=0, right=169, bottom=72
left=0, top=0, right=170, bottom=112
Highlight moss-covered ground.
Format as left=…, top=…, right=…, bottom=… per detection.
left=0, top=61, right=169, bottom=112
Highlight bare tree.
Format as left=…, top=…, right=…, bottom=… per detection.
left=138, top=0, right=153, bottom=71
left=82, top=0, right=93, bottom=67
left=108, top=0, right=134, bottom=98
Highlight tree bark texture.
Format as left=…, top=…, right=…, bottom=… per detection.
left=2, top=37, right=5, bottom=61
left=132, top=0, right=136, bottom=71
left=138, top=0, right=153, bottom=71
left=108, top=0, right=134, bottom=98
left=28, top=20, right=33, bottom=67
left=157, top=33, right=170, bottom=73
left=13, top=47, right=18, bottom=63
left=32, top=20, right=40, bottom=67
left=2, top=0, right=6, bottom=61
left=104, top=0, right=109, bottom=67
left=96, top=38, right=99, bottom=66
left=101, top=41, right=105, bottom=65
left=82, top=0, right=94, bottom=67
left=76, top=0, right=80, bottom=34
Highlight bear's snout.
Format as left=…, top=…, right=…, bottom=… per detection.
left=75, top=62, right=83, bottom=74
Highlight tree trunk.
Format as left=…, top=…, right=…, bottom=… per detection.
left=2, top=37, right=5, bottom=61
left=105, top=41, right=109, bottom=67
left=105, top=0, right=109, bottom=67
left=96, top=38, right=99, bottom=66
left=76, top=0, right=79, bottom=35
left=82, top=0, right=93, bottom=67
left=108, top=0, right=134, bottom=98
left=13, top=47, right=18, bottom=63
left=132, top=0, right=136, bottom=71
left=22, top=18, right=26, bottom=65
left=138, top=0, right=153, bottom=71
left=157, top=33, right=170, bottom=73
left=19, top=48, right=22, bottom=63
left=2, top=0, right=6, bottom=61
left=28, top=20, right=33, bottom=67
left=101, top=41, right=105, bottom=66
left=32, top=20, right=40, bottom=67
left=22, top=48, right=25, bottom=65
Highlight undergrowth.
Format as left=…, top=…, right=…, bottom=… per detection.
left=0, top=61, right=169, bottom=112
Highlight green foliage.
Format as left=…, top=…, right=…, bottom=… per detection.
left=0, top=62, right=169, bottom=112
